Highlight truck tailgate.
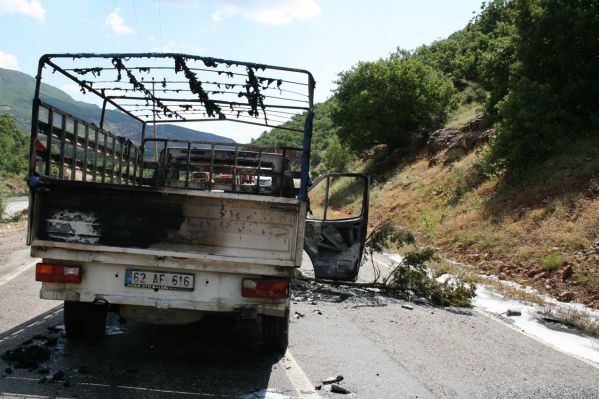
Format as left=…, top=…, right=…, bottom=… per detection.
left=30, top=180, right=305, bottom=267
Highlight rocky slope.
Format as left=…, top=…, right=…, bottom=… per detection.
left=366, top=115, right=599, bottom=309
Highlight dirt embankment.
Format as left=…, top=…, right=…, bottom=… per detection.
left=366, top=116, right=599, bottom=309
left=1, top=175, right=27, bottom=196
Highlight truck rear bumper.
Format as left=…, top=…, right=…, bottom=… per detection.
left=40, top=287, right=288, bottom=317
left=36, top=251, right=292, bottom=318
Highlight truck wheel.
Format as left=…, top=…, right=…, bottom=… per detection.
left=64, top=301, right=108, bottom=339
left=262, top=310, right=289, bottom=354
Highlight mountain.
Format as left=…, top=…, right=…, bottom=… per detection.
left=0, top=67, right=234, bottom=143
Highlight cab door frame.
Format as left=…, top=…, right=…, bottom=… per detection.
left=303, top=173, right=369, bottom=281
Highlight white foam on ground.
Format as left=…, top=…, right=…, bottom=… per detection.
left=474, top=285, right=599, bottom=365
left=479, top=272, right=599, bottom=319
left=385, top=252, right=599, bottom=365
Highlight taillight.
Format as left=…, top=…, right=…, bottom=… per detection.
left=242, top=279, right=288, bottom=298
left=35, top=263, right=81, bottom=284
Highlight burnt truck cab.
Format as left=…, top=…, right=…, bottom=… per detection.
left=26, top=53, right=368, bottom=353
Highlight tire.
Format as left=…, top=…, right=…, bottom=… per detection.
left=262, top=310, right=289, bottom=354
left=64, top=301, right=108, bottom=339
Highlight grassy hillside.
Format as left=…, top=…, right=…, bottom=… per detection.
left=363, top=122, right=599, bottom=308
left=0, top=68, right=72, bottom=129
left=0, top=68, right=233, bottom=144
left=251, top=100, right=336, bottom=168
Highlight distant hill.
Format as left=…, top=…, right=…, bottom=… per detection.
left=251, top=100, right=336, bottom=167
left=0, top=67, right=234, bottom=143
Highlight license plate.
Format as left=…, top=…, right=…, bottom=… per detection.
left=125, top=269, right=195, bottom=291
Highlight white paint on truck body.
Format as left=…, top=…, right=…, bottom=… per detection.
left=46, top=210, right=101, bottom=244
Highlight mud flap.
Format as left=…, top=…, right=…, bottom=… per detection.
left=304, top=173, right=369, bottom=280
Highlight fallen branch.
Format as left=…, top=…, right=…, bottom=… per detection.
left=296, top=273, right=383, bottom=289
left=299, top=218, right=477, bottom=307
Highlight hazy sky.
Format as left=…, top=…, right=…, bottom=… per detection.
left=0, top=0, right=484, bottom=142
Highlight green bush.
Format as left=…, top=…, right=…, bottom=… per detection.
left=332, top=56, right=457, bottom=154
left=487, top=78, right=564, bottom=172
left=0, top=114, right=28, bottom=176
left=542, top=252, right=564, bottom=271
left=386, top=248, right=477, bottom=308
left=484, top=0, right=599, bottom=173
left=323, top=135, right=352, bottom=172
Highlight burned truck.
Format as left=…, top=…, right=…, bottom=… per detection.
left=26, top=53, right=369, bottom=353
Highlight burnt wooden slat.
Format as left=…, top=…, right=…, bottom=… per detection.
left=37, top=120, right=134, bottom=157
left=117, top=138, right=124, bottom=184
left=132, top=147, right=138, bottom=185
left=71, top=120, right=78, bottom=181
left=44, top=109, right=54, bottom=176
left=82, top=125, right=89, bottom=181
left=110, top=136, right=116, bottom=184
left=101, top=131, right=108, bottom=183
left=124, top=142, right=131, bottom=184
left=58, top=115, right=67, bottom=179
left=92, top=127, right=99, bottom=182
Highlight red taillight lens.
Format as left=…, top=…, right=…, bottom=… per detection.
left=242, top=279, right=289, bottom=298
left=35, top=263, right=81, bottom=284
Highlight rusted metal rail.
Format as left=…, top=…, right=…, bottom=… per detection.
left=32, top=101, right=140, bottom=184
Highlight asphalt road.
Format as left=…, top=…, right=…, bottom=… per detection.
left=1, top=227, right=598, bottom=398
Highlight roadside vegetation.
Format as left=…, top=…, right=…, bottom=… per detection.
left=256, top=0, right=599, bottom=309
left=364, top=138, right=599, bottom=308
left=0, top=114, right=28, bottom=178
left=0, top=114, right=29, bottom=217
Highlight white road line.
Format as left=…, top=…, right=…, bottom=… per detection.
left=4, top=376, right=226, bottom=397
left=0, top=393, right=76, bottom=399
left=283, top=351, right=322, bottom=398
left=0, top=259, right=38, bottom=287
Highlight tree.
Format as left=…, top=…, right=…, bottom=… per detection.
left=0, top=114, right=28, bottom=176
left=413, top=1, right=518, bottom=120
left=487, top=0, right=599, bottom=172
left=513, top=0, right=599, bottom=132
left=331, top=56, right=456, bottom=154
left=488, top=78, right=564, bottom=169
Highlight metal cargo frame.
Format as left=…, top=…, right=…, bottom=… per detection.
left=28, top=53, right=315, bottom=199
